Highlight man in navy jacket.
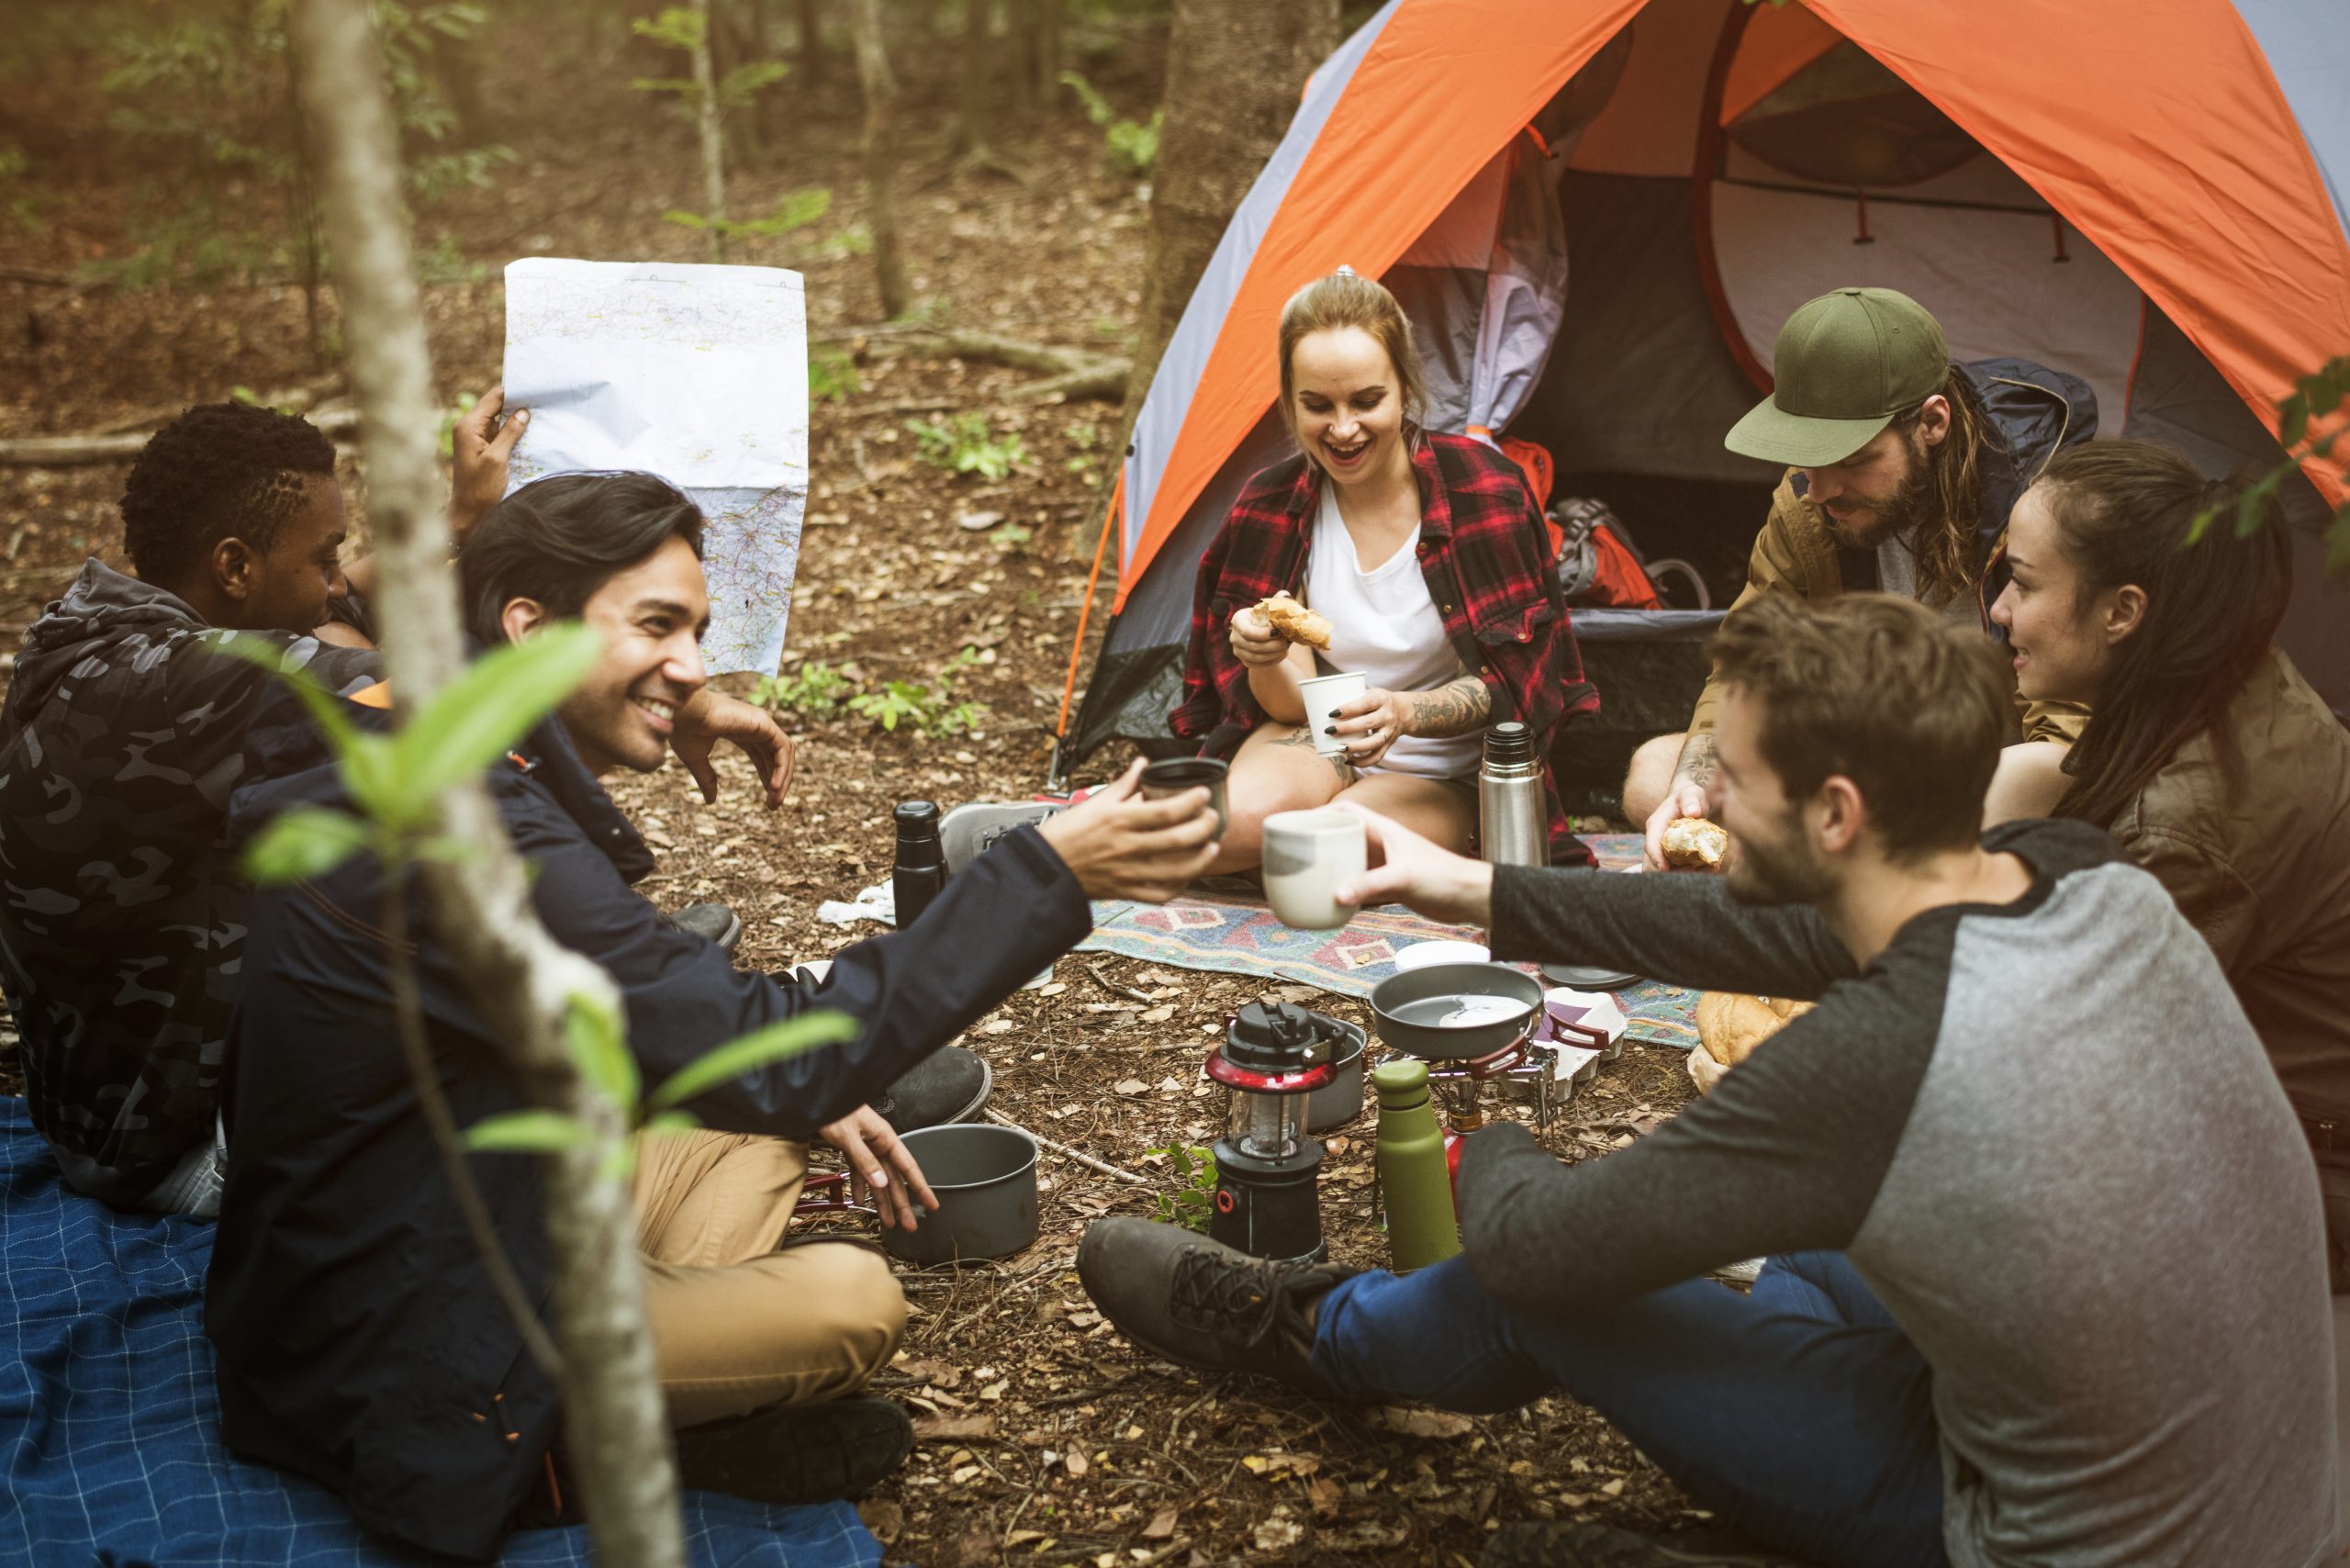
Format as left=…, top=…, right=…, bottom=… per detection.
left=204, top=472, right=1220, bottom=1560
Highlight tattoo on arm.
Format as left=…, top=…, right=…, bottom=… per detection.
left=1405, top=676, right=1495, bottom=739
left=1673, top=732, right=1718, bottom=789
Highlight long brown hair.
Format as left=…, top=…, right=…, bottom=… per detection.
left=1895, top=367, right=1990, bottom=607
left=1275, top=269, right=1429, bottom=448
left=2036, top=441, right=2290, bottom=827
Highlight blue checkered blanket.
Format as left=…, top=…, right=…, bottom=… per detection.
left=0, top=1097, right=880, bottom=1567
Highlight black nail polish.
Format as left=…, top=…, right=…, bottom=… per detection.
left=1324, top=726, right=1337, bottom=735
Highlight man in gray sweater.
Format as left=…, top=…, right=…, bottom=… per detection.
left=1080, top=593, right=2337, bottom=1568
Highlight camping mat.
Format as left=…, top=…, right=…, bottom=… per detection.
left=0, top=1097, right=880, bottom=1568
left=1078, top=834, right=1700, bottom=1049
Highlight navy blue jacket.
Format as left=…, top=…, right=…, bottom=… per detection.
left=203, top=688, right=1090, bottom=1560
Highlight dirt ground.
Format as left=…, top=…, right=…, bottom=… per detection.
left=0, top=16, right=1707, bottom=1563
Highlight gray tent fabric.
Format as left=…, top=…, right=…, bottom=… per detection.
left=2124, top=304, right=2350, bottom=722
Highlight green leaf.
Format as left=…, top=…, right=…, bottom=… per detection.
left=464, top=1109, right=594, bottom=1154
left=644, top=1010, right=858, bottom=1114
left=565, top=993, right=641, bottom=1116
left=640, top=1109, right=700, bottom=1138
left=663, top=208, right=711, bottom=230
left=242, top=806, right=373, bottom=884
left=388, top=623, right=602, bottom=820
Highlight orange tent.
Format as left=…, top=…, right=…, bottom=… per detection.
left=1057, top=0, right=2349, bottom=780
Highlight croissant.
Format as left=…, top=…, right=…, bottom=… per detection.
left=1256, top=591, right=1332, bottom=651
left=1661, top=816, right=1728, bottom=871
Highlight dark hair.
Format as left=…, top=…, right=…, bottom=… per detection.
left=458, top=472, right=706, bottom=645
left=120, top=402, right=339, bottom=585
left=1707, top=592, right=2013, bottom=859
left=1887, top=366, right=1993, bottom=607
left=2032, top=440, right=2289, bottom=828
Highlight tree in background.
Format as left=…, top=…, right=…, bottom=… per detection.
left=848, top=0, right=911, bottom=318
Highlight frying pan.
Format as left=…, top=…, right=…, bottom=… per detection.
left=1368, top=963, right=1546, bottom=1060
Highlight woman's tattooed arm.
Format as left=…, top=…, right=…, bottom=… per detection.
left=1404, top=675, right=1495, bottom=738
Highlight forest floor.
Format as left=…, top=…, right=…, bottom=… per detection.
left=0, top=17, right=1703, bottom=1565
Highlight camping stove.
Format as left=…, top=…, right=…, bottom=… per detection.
left=1426, top=1036, right=1561, bottom=1137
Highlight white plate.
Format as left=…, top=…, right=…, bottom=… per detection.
left=1392, top=939, right=1491, bottom=971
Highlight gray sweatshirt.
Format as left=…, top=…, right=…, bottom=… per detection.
left=1459, top=819, right=2336, bottom=1568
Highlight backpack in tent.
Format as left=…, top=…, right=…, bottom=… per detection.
left=1050, top=0, right=2350, bottom=805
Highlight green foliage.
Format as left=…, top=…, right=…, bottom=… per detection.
left=1058, top=70, right=1159, bottom=176
left=848, top=648, right=986, bottom=737
left=0, top=144, right=36, bottom=234
left=809, top=348, right=861, bottom=403
left=909, top=412, right=1029, bottom=481
left=987, top=521, right=1034, bottom=552
left=751, top=658, right=856, bottom=717
left=2187, top=353, right=2350, bottom=577
left=664, top=188, right=834, bottom=241
left=1147, top=1145, right=1219, bottom=1233
left=632, top=9, right=789, bottom=116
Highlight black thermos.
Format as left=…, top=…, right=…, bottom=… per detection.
left=892, top=801, right=947, bottom=927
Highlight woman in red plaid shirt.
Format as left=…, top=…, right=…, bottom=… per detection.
left=1174, top=270, right=1597, bottom=872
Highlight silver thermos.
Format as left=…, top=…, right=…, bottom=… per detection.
left=1478, top=721, right=1546, bottom=867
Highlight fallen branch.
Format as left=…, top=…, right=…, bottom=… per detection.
left=0, top=409, right=364, bottom=469
left=984, top=1107, right=1150, bottom=1187
left=1005, top=360, right=1127, bottom=404
left=1081, top=960, right=1155, bottom=1004
left=869, top=329, right=1099, bottom=376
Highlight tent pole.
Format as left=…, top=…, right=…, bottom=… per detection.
left=1046, top=472, right=1122, bottom=791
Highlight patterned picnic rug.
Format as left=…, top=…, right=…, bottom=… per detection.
left=0, top=1096, right=880, bottom=1568
left=1078, top=835, right=1700, bottom=1051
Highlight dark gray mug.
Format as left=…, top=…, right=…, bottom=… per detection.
left=1139, top=756, right=1228, bottom=841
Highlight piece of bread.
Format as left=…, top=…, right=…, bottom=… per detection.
left=1256, top=592, right=1332, bottom=651
left=1690, top=991, right=1815, bottom=1092
left=1661, top=816, right=1728, bottom=872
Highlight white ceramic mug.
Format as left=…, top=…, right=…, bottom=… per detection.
left=1297, top=671, right=1368, bottom=758
left=1261, top=808, right=1365, bottom=930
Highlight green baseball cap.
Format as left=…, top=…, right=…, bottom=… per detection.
left=1724, top=287, right=1948, bottom=467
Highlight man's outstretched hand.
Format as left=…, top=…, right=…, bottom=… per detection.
left=820, top=1104, right=938, bottom=1232
left=1037, top=759, right=1221, bottom=903
left=672, top=689, right=794, bottom=809
left=1641, top=781, right=1710, bottom=873
left=1332, top=802, right=1495, bottom=928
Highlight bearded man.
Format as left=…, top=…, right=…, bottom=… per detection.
left=1624, top=287, right=2094, bottom=869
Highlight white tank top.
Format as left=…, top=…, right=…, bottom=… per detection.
left=1302, top=485, right=1481, bottom=779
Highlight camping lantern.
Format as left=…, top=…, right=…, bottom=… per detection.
left=1206, top=1002, right=1336, bottom=1263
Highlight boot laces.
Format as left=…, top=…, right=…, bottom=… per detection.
left=1168, top=1248, right=1284, bottom=1347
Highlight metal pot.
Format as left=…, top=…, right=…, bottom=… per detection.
left=881, top=1123, right=1040, bottom=1267
left=1369, top=962, right=1546, bottom=1060
left=1304, top=1020, right=1367, bottom=1134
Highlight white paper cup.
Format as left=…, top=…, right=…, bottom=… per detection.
left=1297, top=671, right=1368, bottom=757
left=1261, top=808, right=1365, bottom=930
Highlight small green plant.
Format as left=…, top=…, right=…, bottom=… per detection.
left=1058, top=70, right=1160, bottom=176
left=751, top=658, right=856, bottom=718
left=1148, top=1145, right=1220, bottom=1234
left=987, top=521, right=1034, bottom=552
left=2188, top=354, right=2350, bottom=577
left=909, top=413, right=1029, bottom=482
left=631, top=7, right=789, bottom=114
left=665, top=187, right=834, bottom=241
left=847, top=648, right=986, bottom=737
left=809, top=348, right=862, bottom=403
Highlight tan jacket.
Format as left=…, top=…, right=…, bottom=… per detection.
left=2115, top=648, right=2350, bottom=1130
left=1688, top=473, right=2088, bottom=745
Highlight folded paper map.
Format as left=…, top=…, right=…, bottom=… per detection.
left=501, top=257, right=809, bottom=673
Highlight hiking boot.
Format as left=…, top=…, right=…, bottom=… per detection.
left=938, top=800, right=1066, bottom=875
left=1076, top=1216, right=1356, bottom=1394
left=873, top=1046, right=992, bottom=1134
left=672, top=1394, right=912, bottom=1506
left=1481, top=1522, right=1818, bottom=1568
left=662, top=901, right=744, bottom=957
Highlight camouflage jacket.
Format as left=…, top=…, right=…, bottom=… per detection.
left=0, top=560, right=378, bottom=1204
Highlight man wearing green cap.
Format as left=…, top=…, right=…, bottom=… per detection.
left=1624, top=286, right=2095, bottom=869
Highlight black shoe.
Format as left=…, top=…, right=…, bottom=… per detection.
left=662, top=902, right=744, bottom=957
left=672, top=1394, right=912, bottom=1506
left=1482, top=1522, right=1818, bottom=1568
left=873, top=1046, right=991, bottom=1134
left=1076, top=1216, right=1356, bottom=1394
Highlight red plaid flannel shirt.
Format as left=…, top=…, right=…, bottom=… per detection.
left=1173, top=433, right=1599, bottom=864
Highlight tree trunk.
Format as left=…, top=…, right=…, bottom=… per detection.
left=849, top=0, right=911, bottom=319
left=1005, top=0, right=1035, bottom=118
left=794, top=0, right=826, bottom=89
left=285, top=6, right=688, bottom=1567
left=956, top=0, right=993, bottom=155
left=1035, top=0, right=1061, bottom=115
left=1090, top=0, right=1338, bottom=557
left=691, top=0, right=730, bottom=259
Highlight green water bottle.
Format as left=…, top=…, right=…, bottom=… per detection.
left=1373, top=1059, right=1460, bottom=1271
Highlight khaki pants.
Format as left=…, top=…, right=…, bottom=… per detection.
left=633, top=1127, right=907, bottom=1428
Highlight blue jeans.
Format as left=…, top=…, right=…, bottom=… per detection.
left=1308, top=1253, right=1950, bottom=1568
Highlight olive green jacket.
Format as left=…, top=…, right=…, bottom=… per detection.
left=1687, top=472, right=2089, bottom=745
